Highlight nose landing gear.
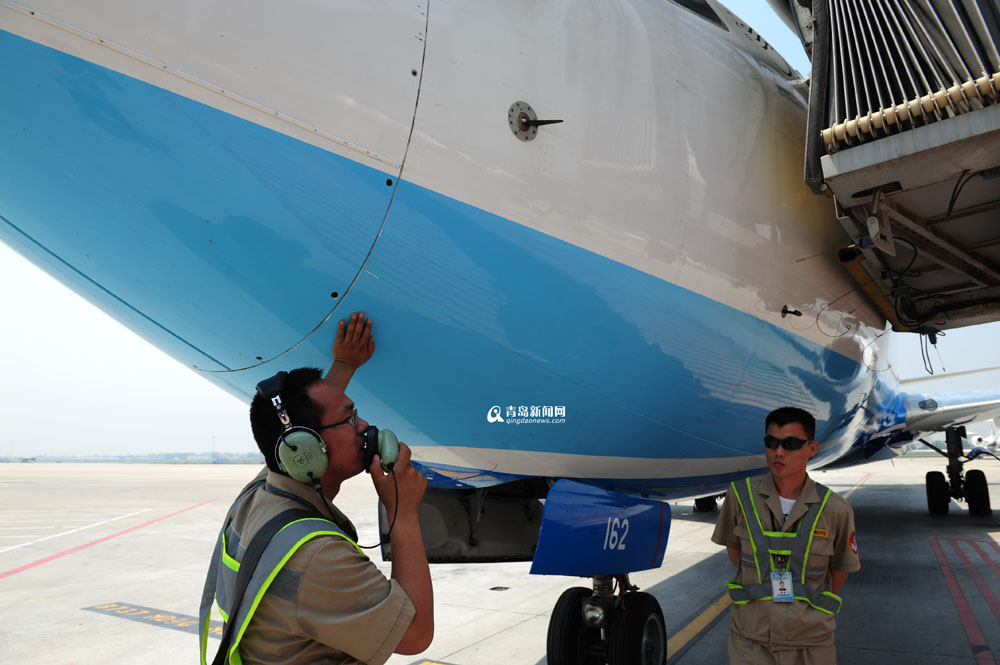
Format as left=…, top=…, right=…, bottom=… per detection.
left=607, top=591, right=667, bottom=665
left=921, top=426, right=994, bottom=517
left=547, top=586, right=605, bottom=665
left=546, top=575, right=667, bottom=665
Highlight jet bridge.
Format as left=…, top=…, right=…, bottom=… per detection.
left=771, top=0, right=1000, bottom=333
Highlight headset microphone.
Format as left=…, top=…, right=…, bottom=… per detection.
left=362, top=426, right=400, bottom=473
left=359, top=426, right=401, bottom=550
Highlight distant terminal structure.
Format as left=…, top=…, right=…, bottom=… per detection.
left=0, top=453, right=264, bottom=464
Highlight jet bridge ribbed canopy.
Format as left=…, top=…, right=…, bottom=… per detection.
left=822, top=0, right=1000, bottom=151
left=785, top=0, right=1000, bottom=334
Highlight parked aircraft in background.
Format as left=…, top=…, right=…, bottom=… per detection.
left=971, top=428, right=999, bottom=452
left=3, top=1, right=1000, bottom=663
left=920, top=427, right=999, bottom=455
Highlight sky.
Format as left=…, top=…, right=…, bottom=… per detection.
left=2, top=2, right=998, bottom=457
left=0, top=240, right=251, bottom=458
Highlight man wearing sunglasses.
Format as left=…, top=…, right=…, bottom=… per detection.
left=711, top=407, right=860, bottom=665
left=201, top=313, right=433, bottom=665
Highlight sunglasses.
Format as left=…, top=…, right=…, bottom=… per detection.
left=318, top=408, right=358, bottom=432
left=763, top=435, right=812, bottom=451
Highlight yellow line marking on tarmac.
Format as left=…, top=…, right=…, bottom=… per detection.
left=842, top=472, right=873, bottom=498
left=667, top=592, right=731, bottom=656
left=668, top=472, right=873, bottom=657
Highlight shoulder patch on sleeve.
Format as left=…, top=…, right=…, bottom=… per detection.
left=849, top=531, right=858, bottom=554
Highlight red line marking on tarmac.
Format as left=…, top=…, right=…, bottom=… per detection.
left=949, top=539, right=1000, bottom=625
left=971, top=541, right=1000, bottom=584
left=930, top=537, right=998, bottom=665
left=0, top=499, right=219, bottom=580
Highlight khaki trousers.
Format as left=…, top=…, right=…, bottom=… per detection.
left=729, top=631, right=836, bottom=665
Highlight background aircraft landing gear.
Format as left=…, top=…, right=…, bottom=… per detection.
left=546, top=575, right=667, bottom=665
left=921, top=426, right=993, bottom=517
left=693, top=495, right=719, bottom=512
left=966, top=469, right=992, bottom=517
left=926, top=470, right=949, bottom=515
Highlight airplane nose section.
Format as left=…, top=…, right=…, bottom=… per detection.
left=0, top=1, right=428, bottom=380
left=1, top=90, right=397, bottom=377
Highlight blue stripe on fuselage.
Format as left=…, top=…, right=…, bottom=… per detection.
left=337, top=179, right=874, bottom=463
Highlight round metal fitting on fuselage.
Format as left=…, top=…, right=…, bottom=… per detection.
left=508, top=101, right=539, bottom=141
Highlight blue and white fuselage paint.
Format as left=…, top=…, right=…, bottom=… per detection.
left=0, top=0, right=915, bottom=498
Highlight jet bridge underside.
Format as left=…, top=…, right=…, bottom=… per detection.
left=774, top=0, right=1000, bottom=333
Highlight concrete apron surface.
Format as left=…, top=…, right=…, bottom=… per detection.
left=1, top=457, right=998, bottom=665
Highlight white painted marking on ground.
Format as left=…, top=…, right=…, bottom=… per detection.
left=0, top=509, right=151, bottom=553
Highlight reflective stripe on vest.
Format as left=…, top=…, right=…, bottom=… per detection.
left=199, top=481, right=363, bottom=665
left=725, top=476, right=843, bottom=615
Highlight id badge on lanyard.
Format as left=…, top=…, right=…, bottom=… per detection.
left=771, top=569, right=794, bottom=602
left=771, top=516, right=794, bottom=603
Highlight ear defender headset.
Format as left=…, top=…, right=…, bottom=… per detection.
left=256, top=370, right=403, bottom=549
left=256, top=371, right=329, bottom=485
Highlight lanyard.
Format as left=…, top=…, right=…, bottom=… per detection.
left=264, top=482, right=322, bottom=513
left=768, top=505, right=789, bottom=532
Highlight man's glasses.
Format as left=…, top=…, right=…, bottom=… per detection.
left=763, top=435, right=811, bottom=451
left=318, top=408, right=358, bottom=432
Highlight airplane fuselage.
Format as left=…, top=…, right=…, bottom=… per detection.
left=0, top=0, right=899, bottom=497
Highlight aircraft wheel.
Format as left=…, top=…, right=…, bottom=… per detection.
left=546, top=587, right=604, bottom=665
left=966, top=469, right=992, bottom=517
left=607, top=592, right=666, bottom=665
left=926, top=471, right=949, bottom=515
left=694, top=496, right=717, bottom=512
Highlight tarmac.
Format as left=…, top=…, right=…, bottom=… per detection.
left=2, top=456, right=1000, bottom=664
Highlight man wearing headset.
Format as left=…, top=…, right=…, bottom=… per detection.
left=201, top=313, right=433, bottom=665
left=712, top=407, right=859, bottom=665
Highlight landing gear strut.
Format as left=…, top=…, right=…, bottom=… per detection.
left=546, top=575, right=667, bottom=665
left=921, top=426, right=992, bottom=517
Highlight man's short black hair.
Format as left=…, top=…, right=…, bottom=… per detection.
left=765, top=406, right=816, bottom=440
left=250, top=367, right=325, bottom=472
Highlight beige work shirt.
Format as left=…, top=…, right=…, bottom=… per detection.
left=711, top=473, right=860, bottom=651
left=228, top=469, right=414, bottom=665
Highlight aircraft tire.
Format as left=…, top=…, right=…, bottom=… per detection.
left=926, top=471, right=949, bottom=515
left=607, top=591, right=666, bottom=665
left=546, top=587, right=603, bottom=665
left=965, top=469, right=992, bottom=517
